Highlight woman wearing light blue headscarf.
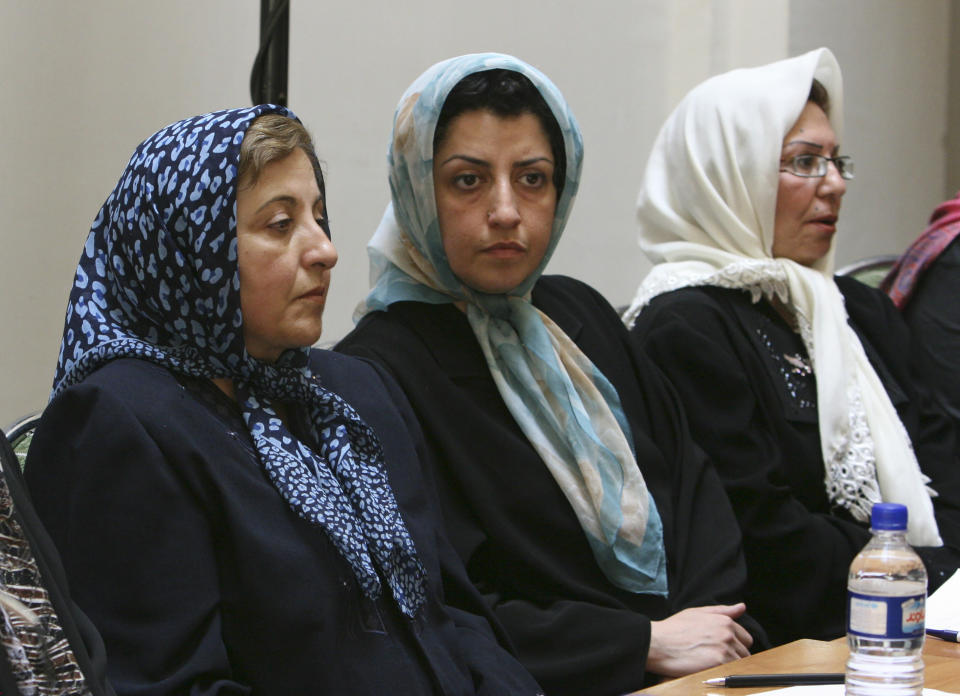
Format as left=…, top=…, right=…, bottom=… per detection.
left=336, top=53, right=764, bottom=696
left=24, top=106, right=543, bottom=696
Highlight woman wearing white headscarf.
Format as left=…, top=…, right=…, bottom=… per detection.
left=337, top=53, right=765, bottom=696
left=625, top=48, right=960, bottom=645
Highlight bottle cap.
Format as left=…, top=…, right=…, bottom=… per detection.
left=871, top=502, right=908, bottom=531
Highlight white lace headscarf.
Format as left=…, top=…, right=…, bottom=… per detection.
left=623, top=48, right=941, bottom=546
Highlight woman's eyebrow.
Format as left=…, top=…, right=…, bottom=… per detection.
left=438, top=154, right=554, bottom=168
left=255, top=193, right=323, bottom=214
left=514, top=156, right=553, bottom=168
left=255, top=195, right=296, bottom=213
left=439, top=154, right=489, bottom=167
left=784, top=139, right=824, bottom=150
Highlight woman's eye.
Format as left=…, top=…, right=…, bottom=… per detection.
left=794, top=155, right=820, bottom=172
left=520, top=172, right=545, bottom=187
left=268, top=216, right=293, bottom=233
left=453, top=173, right=480, bottom=189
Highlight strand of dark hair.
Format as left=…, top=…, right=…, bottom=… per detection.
left=434, top=69, right=566, bottom=195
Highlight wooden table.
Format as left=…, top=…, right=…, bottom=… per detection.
left=634, top=637, right=960, bottom=694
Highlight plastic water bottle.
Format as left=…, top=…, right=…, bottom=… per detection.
left=845, top=502, right=926, bottom=695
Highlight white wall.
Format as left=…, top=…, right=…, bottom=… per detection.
left=0, top=0, right=953, bottom=428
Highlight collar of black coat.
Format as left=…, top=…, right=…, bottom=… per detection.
left=380, top=279, right=585, bottom=380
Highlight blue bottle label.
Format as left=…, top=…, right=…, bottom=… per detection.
left=847, top=591, right=925, bottom=638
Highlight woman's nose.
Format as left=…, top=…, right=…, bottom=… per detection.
left=303, top=219, right=338, bottom=269
left=818, top=160, right=847, bottom=198
left=487, top=178, right=522, bottom=228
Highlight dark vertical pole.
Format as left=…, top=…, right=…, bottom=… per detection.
left=251, top=0, right=289, bottom=106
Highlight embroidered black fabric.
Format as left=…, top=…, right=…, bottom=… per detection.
left=0, top=433, right=110, bottom=696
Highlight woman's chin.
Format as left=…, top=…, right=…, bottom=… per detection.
left=461, top=273, right=528, bottom=295
left=244, top=324, right=325, bottom=362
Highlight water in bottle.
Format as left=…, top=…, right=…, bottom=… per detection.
left=845, top=502, right=926, bottom=695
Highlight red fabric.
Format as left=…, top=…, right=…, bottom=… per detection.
left=882, top=190, right=960, bottom=308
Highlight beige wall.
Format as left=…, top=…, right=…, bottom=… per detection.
left=0, top=0, right=954, bottom=428
left=790, top=0, right=953, bottom=264
left=288, top=0, right=790, bottom=338
left=1, top=1, right=257, bottom=426
left=949, top=0, right=960, bottom=196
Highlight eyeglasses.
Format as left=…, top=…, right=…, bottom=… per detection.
left=780, top=154, right=855, bottom=180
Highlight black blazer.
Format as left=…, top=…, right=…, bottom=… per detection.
left=337, top=275, right=763, bottom=696
left=25, top=352, right=542, bottom=696
left=630, top=276, right=960, bottom=645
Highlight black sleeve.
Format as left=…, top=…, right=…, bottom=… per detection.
left=25, top=384, right=250, bottom=696
left=484, top=597, right=651, bottom=695
left=433, top=539, right=546, bottom=696
left=632, top=292, right=870, bottom=643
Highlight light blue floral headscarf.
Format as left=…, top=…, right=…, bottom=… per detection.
left=53, top=106, right=427, bottom=617
left=356, top=54, right=667, bottom=595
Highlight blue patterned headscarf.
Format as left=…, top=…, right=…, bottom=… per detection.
left=53, top=105, right=427, bottom=617
left=356, top=54, right=667, bottom=595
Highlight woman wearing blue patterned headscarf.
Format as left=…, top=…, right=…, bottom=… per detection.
left=336, top=53, right=764, bottom=696
left=25, top=105, right=542, bottom=695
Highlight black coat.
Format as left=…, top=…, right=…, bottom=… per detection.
left=336, top=275, right=763, bottom=696
left=903, top=235, right=960, bottom=425
left=25, top=352, right=542, bottom=696
left=630, top=276, right=960, bottom=645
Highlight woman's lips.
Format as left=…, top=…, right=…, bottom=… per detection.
left=808, top=216, right=838, bottom=232
left=483, top=241, right=526, bottom=258
left=298, top=286, right=327, bottom=302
